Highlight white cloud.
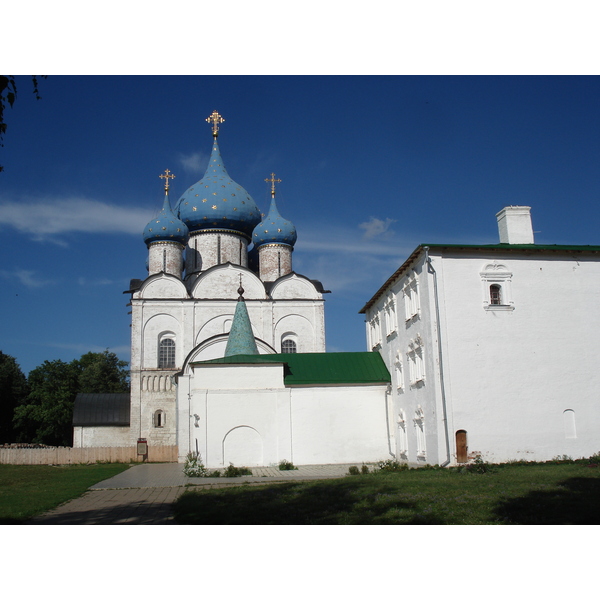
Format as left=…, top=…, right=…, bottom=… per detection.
left=0, top=268, right=57, bottom=288
left=0, top=196, right=152, bottom=241
left=178, top=151, right=209, bottom=175
left=292, top=220, right=419, bottom=295
left=359, top=216, right=397, bottom=240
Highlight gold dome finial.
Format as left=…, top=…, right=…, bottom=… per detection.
left=159, top=168, right=176, bottom=194
left=206, top=110, right=225, bottom=138
left=265, top=172, right=282, bottom=199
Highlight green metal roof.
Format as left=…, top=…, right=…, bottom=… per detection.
left=191, top=352, right=391, bottom=386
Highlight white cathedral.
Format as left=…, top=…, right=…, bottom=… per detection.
left=74, top=111, right=600, bottom=467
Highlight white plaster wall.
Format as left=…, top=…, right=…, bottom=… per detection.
left=368, top=249, right=600, bottom=465
left=436, top=251, right=600, bottom=463
left=191, top=264, right=263, bottom=300
left=290, top=385, right=391, bottom=465
left=73, top=426, right=131, bottom=448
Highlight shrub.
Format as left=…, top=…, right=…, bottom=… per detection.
left=361, top=464, right=370, bottom=474
left=183, top=453, right=209, bottom=477
left=223, top=463, right=252, bottom=477
left=377, top=459, right=408, bottom=472
left=457, top=455, right=497, bottom=474
left=278, top=459, right=298, bottom=471
left=348, top=466, right=360, bottom=476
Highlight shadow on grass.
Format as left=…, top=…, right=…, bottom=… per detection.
left=173, top=478, right=445, bottom=525
left=494, top=476, right=600, bottom=524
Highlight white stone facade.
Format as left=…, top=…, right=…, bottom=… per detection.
left=362, top=207, right=600, bottom=465
left=176, top=362, right=392, bottom=467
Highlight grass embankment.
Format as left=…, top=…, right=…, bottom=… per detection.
left=0, top=463, right=130, bottom=524
left=174, top=462, right=600, bottom=525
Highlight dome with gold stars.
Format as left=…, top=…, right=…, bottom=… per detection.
left=143, top=186, right=189, bottom=246
left=176, top=112, right=261, bottom=238
left=252, top=196, right=297, bottom=249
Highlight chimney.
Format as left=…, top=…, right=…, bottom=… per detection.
left=496, top=206, right=534, bottom=244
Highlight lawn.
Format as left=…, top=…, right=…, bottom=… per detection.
left=0, top=463, right=130, bottom=524
left=173, top=462, right=600, bottom=525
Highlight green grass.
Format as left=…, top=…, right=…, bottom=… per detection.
left=0, top=463, right=130, bottom=524
left=173, top=462, right=600, bottom=525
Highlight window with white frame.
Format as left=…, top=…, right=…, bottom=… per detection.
left=158, top=335, right=176, bottom=369
left=397, top=409, right=408, bottom=459
left=281, top=338, right=297, bottom=354
left=369, top=315, right=382, bottom=349
left=480, top=262, right=514, bottom=311
left=384, top=295, right=398, bottom=337
left=403, top=271, right=420, bottom=321
left=407, top=336, right=425, bottom=385
left=414, top=405, right=426, bottom=459
left=394, top=351, right=404, bottom=391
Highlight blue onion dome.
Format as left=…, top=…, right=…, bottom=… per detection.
left=177, top=139, right=262, bottom=237
left=252, top=196, right=297, bottom=249
left=143, top=191, right=189, bottom=246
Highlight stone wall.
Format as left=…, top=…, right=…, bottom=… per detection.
left=0, top=445, right=178, bottom=465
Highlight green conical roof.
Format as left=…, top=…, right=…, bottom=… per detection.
left=224, top=286, right=259, bottom=357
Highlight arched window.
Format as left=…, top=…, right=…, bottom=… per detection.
left=158, top=337, right=176, bottom=369
left=490, top=284, right=502, bottom=305
left=281, top=339, right=297, bottom=354
left=153, top=409, right=165, bottom=428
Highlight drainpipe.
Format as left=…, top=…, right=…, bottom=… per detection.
left=424, top=247, right=451, bottom=467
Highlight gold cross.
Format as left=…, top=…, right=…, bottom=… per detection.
left=206, top=110, right=225, bottom=138
left=265, top=173, right=281, bottom=198
left=159, top=169, right=176, bottom=192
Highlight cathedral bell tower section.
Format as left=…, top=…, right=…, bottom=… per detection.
left=142, top=169, right=189, bottom=278
left=177, top=111, right=261, bottom=275
left=252, top=173, right=297, bottom=282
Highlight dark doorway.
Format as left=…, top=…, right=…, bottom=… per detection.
left=456, top=430, right=468, bottom=463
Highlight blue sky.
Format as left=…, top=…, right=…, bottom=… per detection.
left=2, top=75, right=599, bottom=375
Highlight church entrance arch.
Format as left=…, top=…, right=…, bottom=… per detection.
left=456, top=430, right=468, bottom=463
left=223, top=426, right=263, bottom=467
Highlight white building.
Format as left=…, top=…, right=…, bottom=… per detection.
left=360, top=206, right=600, bottom=465
left=74, top=112, right=394, bottom=467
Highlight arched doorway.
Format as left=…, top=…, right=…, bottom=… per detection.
left=456, top=430, right=468, bottom=463
left=223, top=426, right=264, bottom=467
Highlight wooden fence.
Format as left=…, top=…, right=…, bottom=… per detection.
left=0, top=445, right=178, bottom=465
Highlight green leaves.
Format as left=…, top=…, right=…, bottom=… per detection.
left=11, top=350, right=129, bottom=446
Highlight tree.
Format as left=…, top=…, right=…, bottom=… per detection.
left=0, top=75, right=46, bottom=172
left=13, top=350, right=130, bottom=446
left=75, top=350, right=129, bottom=394
left=0, top=352, right=29, bottom=443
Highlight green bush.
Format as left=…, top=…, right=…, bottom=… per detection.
left=348, top=466, right=360, bottom=476
left=361, top=464, right=370, bottom=474
left=223, top=463, right=252, bottom=477
left=377, top=459, right=409, bottom=472
left=183, top=453, right=209, bottom=477
left=278, top=459, right=298, bottom=471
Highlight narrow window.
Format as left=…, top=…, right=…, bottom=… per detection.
left=282, top=339, right=297, bottom=354
left=563, top=409, right=577, bottom=439
left=154, top=410, right=165, bottom=428
left=490, top=284, right=502, bottom=305
left=158, top=338, right=176, bottom=368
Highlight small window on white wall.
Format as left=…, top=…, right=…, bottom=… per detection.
left=407, top=336, right=425, bottom=386
left=403, top=271, right=420, bottom=321
left=281, top=333, right=298, bottom=354
left=158, top=335, right=176, bottom=369
left=369, top=315, right=382, bottom=349
left=480, top=263, right=514, bottom=311
left=384, top=295, right=398, bottom=336
left=414, top=406, right=426, bottom=459
left=153, top=409, right=165, bottom=428
left=282, top=339, right=297, bottom=354
left=394, top=351, right=404, bottom=391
